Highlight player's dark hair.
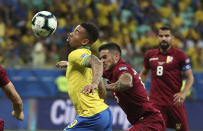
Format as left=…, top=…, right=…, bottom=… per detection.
left=99, top=42, right=121, bottom=56
left=81, top=22, right=98, bottom=44
left=159, top=26, right=173, bottom=34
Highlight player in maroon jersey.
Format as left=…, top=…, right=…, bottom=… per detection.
left=140, top=26, right=194, bottom=131
left=0, top=66, right=24, bottom=131
left=98, top=43, right=165, bottom=131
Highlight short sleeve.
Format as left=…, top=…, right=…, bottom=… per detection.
left=178, top=51, right=192, bottom=71
left=68, top=49, right=91, bottom=67
left=0, top=66, right=10, bottom=87
left=115, top=65, right=132, bottom=80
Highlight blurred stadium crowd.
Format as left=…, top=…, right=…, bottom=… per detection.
left=0, top=0, right=202, bottom=70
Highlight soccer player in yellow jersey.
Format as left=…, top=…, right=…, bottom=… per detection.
left=56, top=23, right=112, bottom=131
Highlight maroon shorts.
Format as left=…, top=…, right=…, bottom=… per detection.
left=0, top=119, right=4, bottom=131
left=154, top=104, right=189, bottom=131
left=126, top=112, right=165, bottom=131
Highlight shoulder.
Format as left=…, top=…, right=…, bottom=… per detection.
left=144, top=48, right=159, bottom=59
left=173, top=47, right=187, bottom=55
left=69, top=49, right=91, bottom=58
left=173, top=47, right=188, bottom=58
left=0, top=66, right=9, bottom=81
left=0, top=66, right=6, bottom=73
left=145, top=48, right=158, bottom=55
left=116, top=62, right=133, bottom=73
left=72, top=48, right=91, bottom=54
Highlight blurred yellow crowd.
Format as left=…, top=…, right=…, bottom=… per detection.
left=0, top=0, right=202, bottom=71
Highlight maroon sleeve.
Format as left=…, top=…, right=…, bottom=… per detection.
left=0, top=66, right=10, bottom=87
left=115, top=64, right=133, bottom=80
left=178, top=51, right=190, bottom=67
left=144, top=51, right=150, bottom=69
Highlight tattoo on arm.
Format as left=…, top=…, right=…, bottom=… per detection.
left=85, top=55, right=103, bottom=85
left=106, top=73, right=133, bottom=91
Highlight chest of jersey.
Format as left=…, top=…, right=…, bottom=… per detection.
left=149, top=54, right=180, bottom=76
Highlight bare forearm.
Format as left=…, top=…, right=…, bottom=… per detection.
left=182, top=77, right=194, bottom=95
left=90, top=55, right=103, bottom=85
left=98, top=80, right=108, bottom=100
left=3, top=82, right=23, bottom=112
left=106, top=80, right=132, bottom=91
left=140, top=73, right=147, bottom=83
left=140, top=68, right=149, bottom=83
left=182, top=70, right=194, bottom=95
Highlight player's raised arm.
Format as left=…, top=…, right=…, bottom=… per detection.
left=106, top=72, right=133, bottom=91
left=140, top=67, right=150, bottom=83
left=2, top=82, right=24, bottom=120
left=81, top=55, right=103, bottom=95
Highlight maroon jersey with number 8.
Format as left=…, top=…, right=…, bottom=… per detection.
left=144, top=47, right=191, bottom=106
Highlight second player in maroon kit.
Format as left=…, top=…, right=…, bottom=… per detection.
left=99, top=43, right=165, bottom=131
left=140, top=26, right=194, bottom=131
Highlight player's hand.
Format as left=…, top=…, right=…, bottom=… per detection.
left=56, top=61, right=68, bottom=68
left=173, top=92, right=187, bottom=106
left=81, top=83, right=98, bottom=95
left=12, top=111, right=24, bottom=121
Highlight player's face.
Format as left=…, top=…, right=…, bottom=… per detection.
left=67, top=25, right=88, bottom=49
left=99, top=49, right=117, bottom=71
left=158, top=30, right=173, bottom=50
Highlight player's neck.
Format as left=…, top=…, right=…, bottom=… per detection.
left=160, top=45, right=171, bottom=53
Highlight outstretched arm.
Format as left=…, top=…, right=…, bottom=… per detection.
left=2, top=82, right=24, bottom=120
left=106, top=72, right=133, bottom=91
left=81, top=55, right=103, bottom=95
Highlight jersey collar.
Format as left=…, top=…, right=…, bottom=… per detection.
left=78, top=46, right=90, bottom=50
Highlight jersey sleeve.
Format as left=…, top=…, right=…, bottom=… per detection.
left=115, top=64, right=133, bottom=80
left=0, top=66, right=10, bottom=87
left=68, top=49, right=91, bottom=67
left=144, top=51, right=150, bottom=69
left=178, top=52, right=192, bottom=71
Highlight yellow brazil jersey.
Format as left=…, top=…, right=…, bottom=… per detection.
left=66, top=46, right=108, bottom=117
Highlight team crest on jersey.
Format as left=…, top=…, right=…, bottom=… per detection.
left=119, top=67, right=128, bottom=71
left=81, top=54, right=88, bottom=58
left=166, top=56, right=173, bottom=63
left=149, top=57, right=158, bottom=61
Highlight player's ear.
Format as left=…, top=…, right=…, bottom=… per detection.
left=82, top=39, right=89, bottom=46
left=114, top=52, right=120, bottom=62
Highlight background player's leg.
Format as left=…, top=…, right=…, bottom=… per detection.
left=162, top=105, right=189, bottom=131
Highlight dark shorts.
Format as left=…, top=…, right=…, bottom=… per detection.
left=63, top=107, right=112, bottom=131
left=154, top=104, right=189, bottom=131
left=0, top=119, right=4, bottom=131
left=126, top=112, right=165, bottom=131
